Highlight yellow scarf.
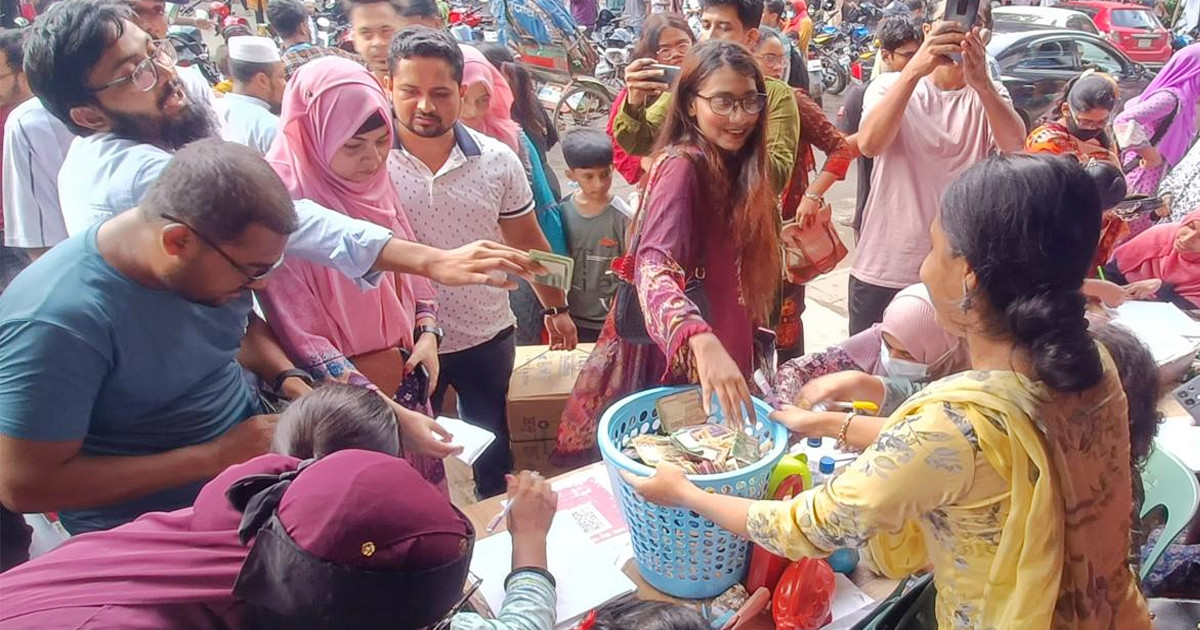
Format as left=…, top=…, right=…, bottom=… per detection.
left=867, top=369, right=1065, bottom=629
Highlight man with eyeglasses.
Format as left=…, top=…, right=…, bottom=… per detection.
left=616, top=0, right=799, bottom=195
left=0, top=140, right=298, bottom=534
left=850, top=5, right=1023, bottom=335
left=0, top=139, right=531, bottom=535
left=837, top=15, right=922, bottom=239
left=25, top=1, right=529, bottom=288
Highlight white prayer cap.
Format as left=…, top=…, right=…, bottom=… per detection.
left=228, top=36, right=282, bottom=64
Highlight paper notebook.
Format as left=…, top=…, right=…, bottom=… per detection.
left=435, top=416, right=496, bottom=466
left=1109, top=302, right=1200, bottom=367
left=469, top=515, right=637, bottom=629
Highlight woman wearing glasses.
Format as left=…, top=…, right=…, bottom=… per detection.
left=606, top=13, right=695, bottom=186
left=1025, top=73, right=1149, bottom=267
left=254, top=58, right=450, bottom=490
left=555, top=41, right=781, bottom=462
left=0, top=446, right=559, bottom=630
left=1025, top=73, right=1120, bottom=168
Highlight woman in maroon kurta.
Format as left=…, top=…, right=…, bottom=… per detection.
left=554, top=41, right=783, bottom=462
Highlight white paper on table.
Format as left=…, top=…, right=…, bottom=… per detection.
left=830, top=574, right=877, bottom=621
left=435, top=416, right=496, bottom=466
left=469, top=515, right=637, bottom=630
left=1157, top=417, right=1200, bottom=473
left=1109, top=321, right=1200, bottom=367
left=549, top=465, right=632, bottom=565
left=1113, top=302, right=1200, bottom=339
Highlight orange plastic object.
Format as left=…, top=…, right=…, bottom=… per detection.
left=772, top=557, right=836, bottom=630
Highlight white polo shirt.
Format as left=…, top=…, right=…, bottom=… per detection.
left=388, top=123, right=534, bottom=354
left=3, top=97, right=75, bottom=248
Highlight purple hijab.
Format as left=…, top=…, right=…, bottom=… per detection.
left=1121, top=44, right=1200, bottom=165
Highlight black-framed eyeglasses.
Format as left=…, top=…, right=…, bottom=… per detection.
left=696, top=93, right=768, bottom=116
left=429, top=572, right=482, bottom=630
left=161, top=213, right=285, bottom=282
left=93, top=40, right=178, bottom=93
left=1068, top=108, right=1108, bottom=131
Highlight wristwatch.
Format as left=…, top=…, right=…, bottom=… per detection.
left=804, top=191, right=824, bottom=204
left=414, top=324, right=444, bottom=346
left=542, top=306, right=569, bottom=317
left=273, top=368, right=313, bottom=394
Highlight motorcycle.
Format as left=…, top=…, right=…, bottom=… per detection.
left=849, top=47, right=874, bottom=83
left=448, top=4, right=488, bottom=41
left=312, top=0, right=355, bottom=51
left=591, top=11, right=634, bottom=92
left=168, top=25, right=224, bottom=85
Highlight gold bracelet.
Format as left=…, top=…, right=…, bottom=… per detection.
left=836, top=410, right=859, bottom=452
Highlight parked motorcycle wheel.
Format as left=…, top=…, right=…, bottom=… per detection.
left=552, top=82, right=614, bottom=133
left=821, top=56, right=848, bottom=95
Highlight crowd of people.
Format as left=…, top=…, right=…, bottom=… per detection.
left=0, top=0, right=1197, bottom=625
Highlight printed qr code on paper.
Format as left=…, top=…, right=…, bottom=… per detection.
left=567, top=504, right=611, bottom=537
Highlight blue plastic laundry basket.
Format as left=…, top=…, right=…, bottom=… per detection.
left=598, top=385, right=788, bottom=599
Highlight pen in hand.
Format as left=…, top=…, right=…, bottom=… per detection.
left=486, top=498, right=513, bottom=533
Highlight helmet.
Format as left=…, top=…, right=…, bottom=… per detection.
left=208, top=1, right=231, bottom=20
left=772, top=558, right=836, bottom=630
left=222, top=15, right=252, bottom=39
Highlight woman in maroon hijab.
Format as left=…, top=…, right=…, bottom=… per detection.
left=0, top=449, right=558, bottom=630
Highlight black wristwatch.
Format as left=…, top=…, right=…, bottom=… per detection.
left=273, top=368, right=313, bottom=394
left=414, top=324, right=444, bottom=346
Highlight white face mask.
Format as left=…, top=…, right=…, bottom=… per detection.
left=880, top=339, right=930, bottom=381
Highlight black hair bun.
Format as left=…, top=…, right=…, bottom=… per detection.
left=1006, top=291, right=1102, bottom=392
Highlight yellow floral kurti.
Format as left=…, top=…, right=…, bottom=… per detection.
left=747, top=352, right=1151, bottom=629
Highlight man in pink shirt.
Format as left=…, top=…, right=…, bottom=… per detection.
left=850, top=10, right=1023, bottom=334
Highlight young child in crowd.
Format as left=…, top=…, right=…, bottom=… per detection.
left=584, top=596, right=709, bottom=630
left=272, top=383, right=400, bottom=459
left=559, top=129, right=631, bottom=343
left=1091, top=323, right=1199, bottom=597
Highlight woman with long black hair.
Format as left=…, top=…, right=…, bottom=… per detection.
left=626, top=154, right=1153, bottom=628
left=555, top=40, right=781, bottom=461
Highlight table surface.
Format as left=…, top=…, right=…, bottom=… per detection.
left=460, top=392, right=1199, bottom=628
left=460, top=463, right=898, bottom=630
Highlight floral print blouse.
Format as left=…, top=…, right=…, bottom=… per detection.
left=746, top=364, right=1151, bottom=629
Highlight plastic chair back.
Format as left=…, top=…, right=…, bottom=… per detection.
left=1138, top=446, right=1200, bottom=582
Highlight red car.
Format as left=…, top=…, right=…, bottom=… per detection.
left=1059, top=1, right=1171, bottom=66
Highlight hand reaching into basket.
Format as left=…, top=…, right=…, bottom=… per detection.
left=621, top=462, right=755, bottom=539
left=689, top=333, right=755, bottom=429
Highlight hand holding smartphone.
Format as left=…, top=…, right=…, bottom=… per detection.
left=938, top=0, right=981, bottom=63
left=648, top=64, right=681, bottom=85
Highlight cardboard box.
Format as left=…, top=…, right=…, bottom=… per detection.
left=509, top=438, right=571, bottom=477
left=507, top=344, right=594, bottom=442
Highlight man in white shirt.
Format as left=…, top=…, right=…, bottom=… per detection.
left=217, top=35, right=284, bottom=155
left=24, top=0, right=543, bottom=296
left=0, top=27, right=73, bottom=287
left=386, top=27, right=577, bottom=498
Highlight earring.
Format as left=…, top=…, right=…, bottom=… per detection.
left=960, top=277, right=973, bottom=313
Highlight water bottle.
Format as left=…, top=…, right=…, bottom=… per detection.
left=811, top=456, right=836, bottom=487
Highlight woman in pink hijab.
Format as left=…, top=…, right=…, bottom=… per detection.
left=1107, top=208, right=1200, bottom=310
left=768, top=284, right=970, bottom=450
left=256, top=57, right=447, bottom=488
left=459, top=44, right=522, bottom=153
left=773, top=284, right=969, bottom=408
